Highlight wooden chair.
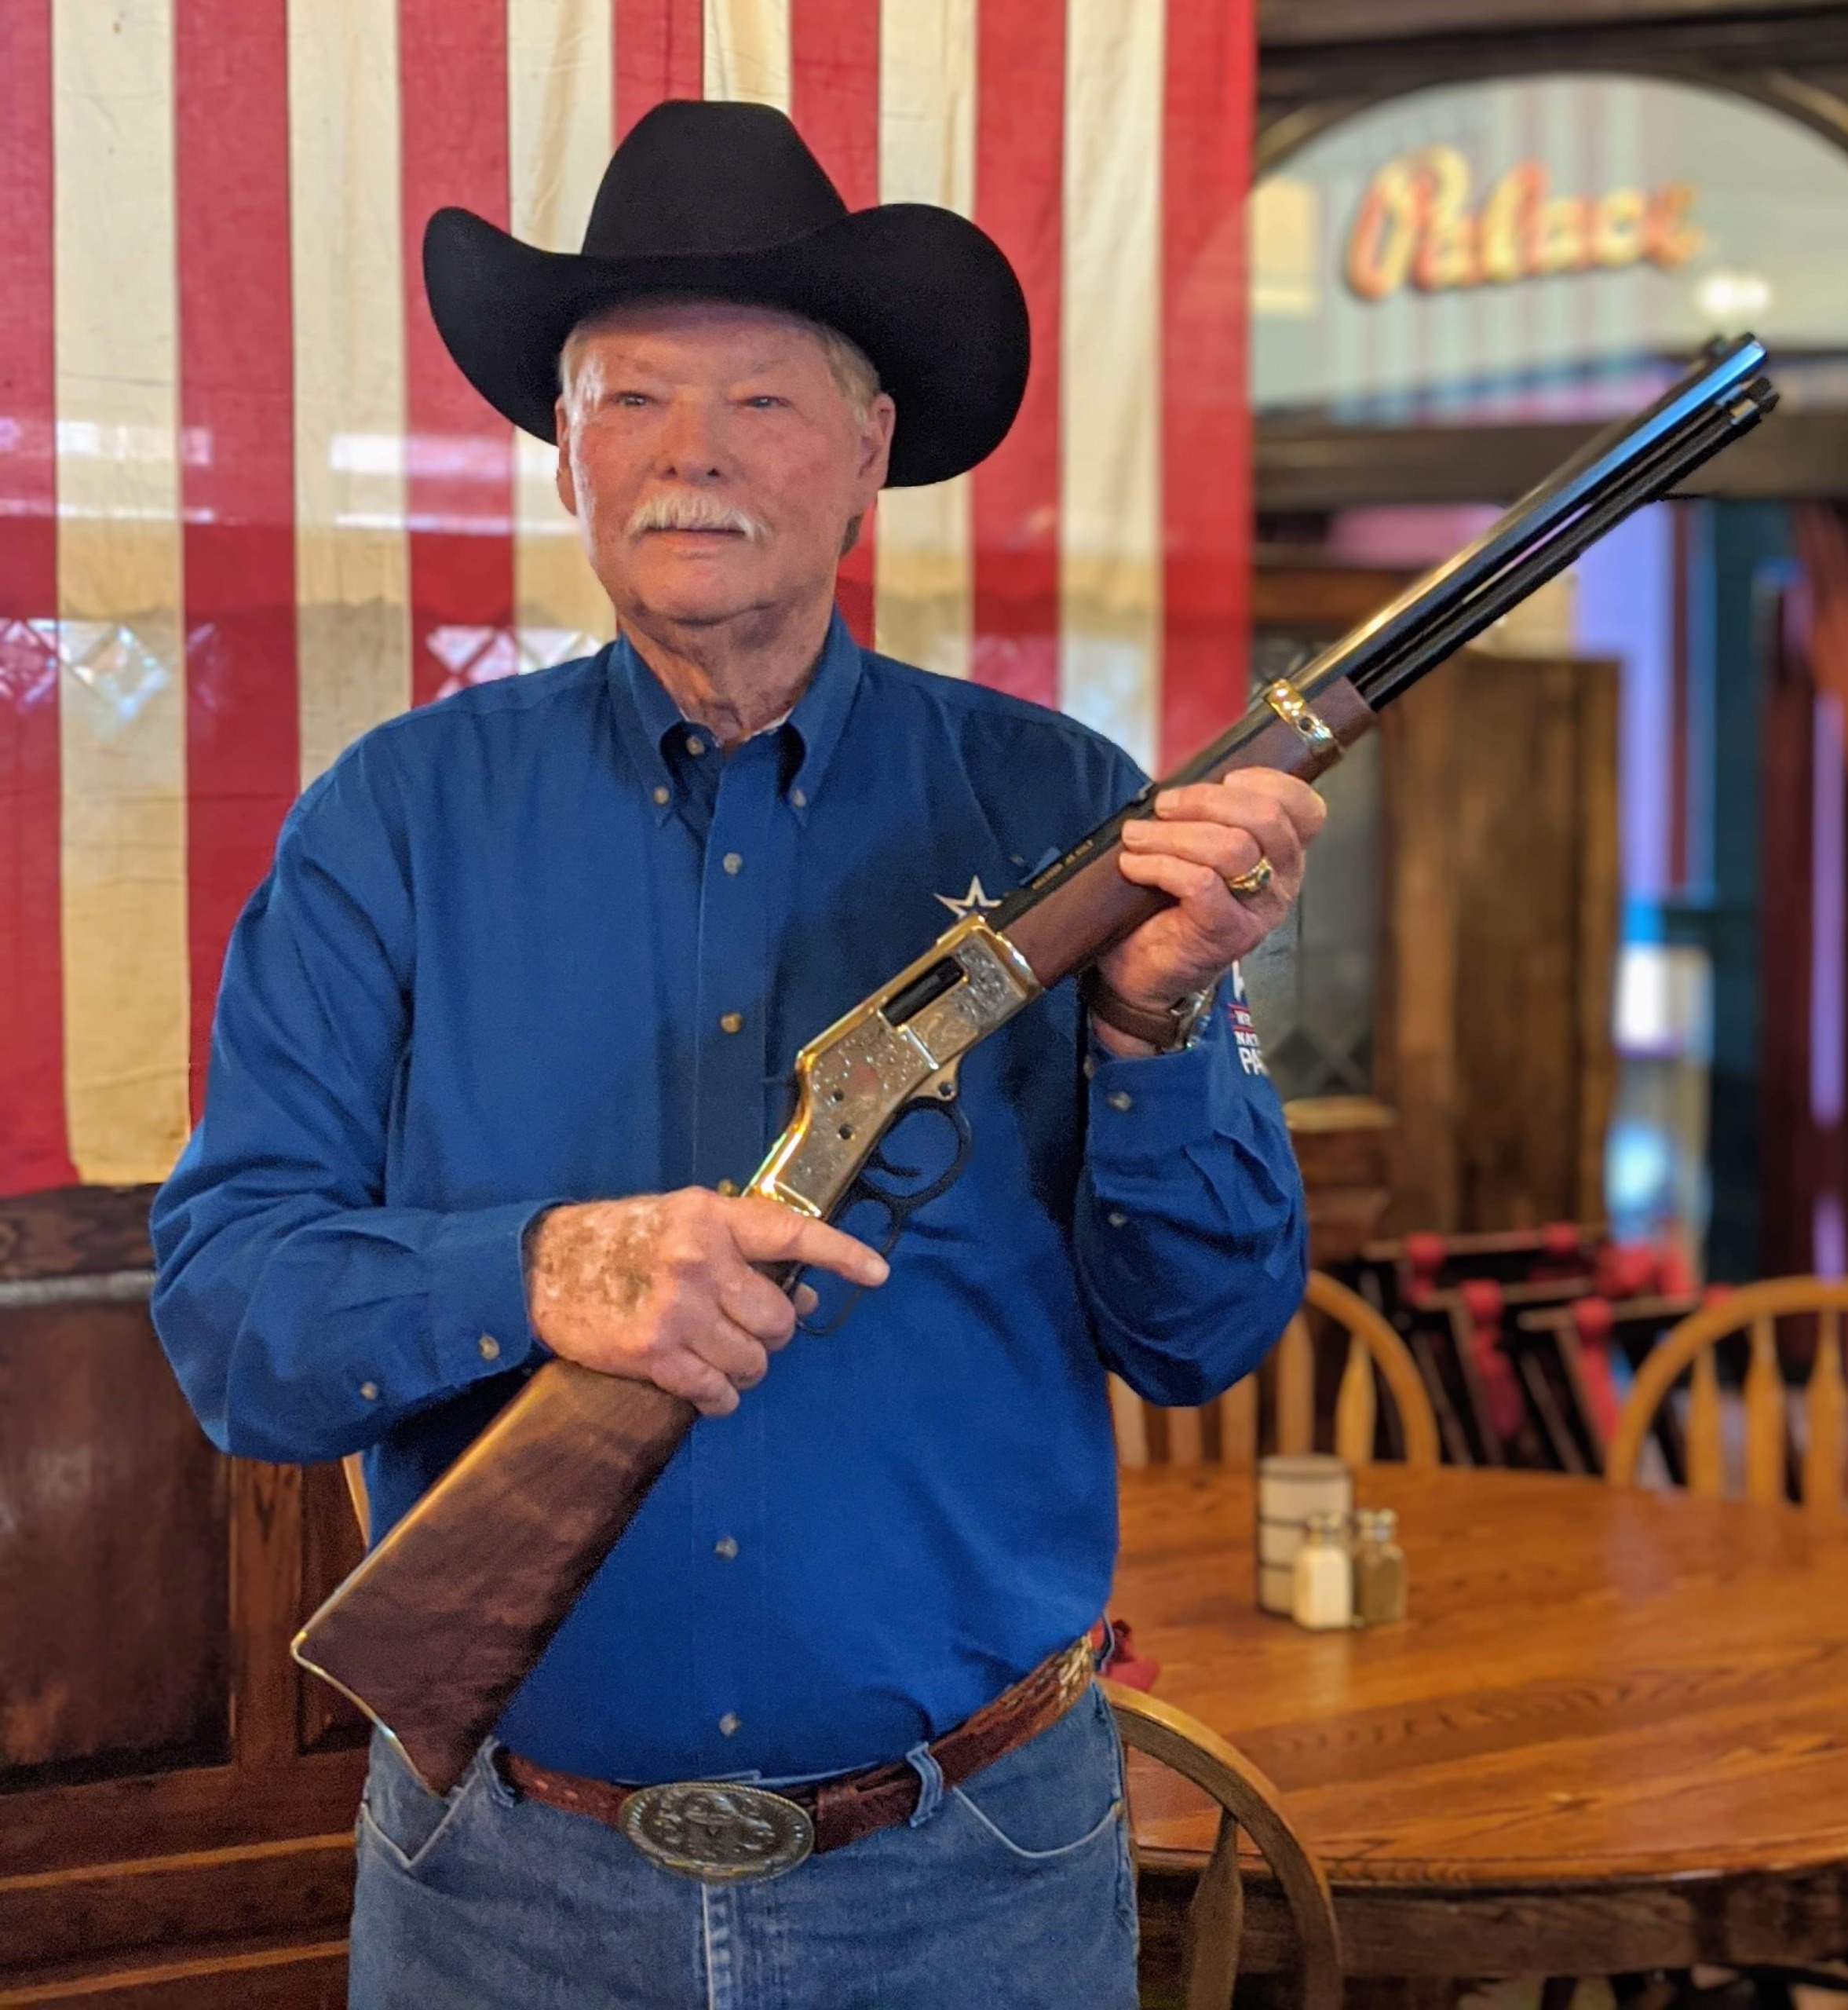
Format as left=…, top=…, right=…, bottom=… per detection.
left=1514, top=1292, right=1700, bottom=1478
left=1111, top=1268, right=1441, bottom=1470
left=1105, top=1679, right=1342, bottom=2010
left=1606, top=1277, right=1848, bottom=1505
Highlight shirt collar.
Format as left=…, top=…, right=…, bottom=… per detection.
left=608, top=609, right=864, bottom=826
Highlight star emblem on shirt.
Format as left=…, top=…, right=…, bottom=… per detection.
left=935, top=875, right=1003, bottom=919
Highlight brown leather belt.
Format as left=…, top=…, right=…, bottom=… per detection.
left=499, top=1636, right=1095, bottom=1880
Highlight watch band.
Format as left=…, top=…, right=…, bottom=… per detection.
left=1081, top=970, right=1211, bottom=1053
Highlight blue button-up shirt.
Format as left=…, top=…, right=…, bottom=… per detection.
left=151, top=612, right=1306, bottom=1784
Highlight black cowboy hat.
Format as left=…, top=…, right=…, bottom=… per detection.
left=423, top=99, right=1029, bottom=488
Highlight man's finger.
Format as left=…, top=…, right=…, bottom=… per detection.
left=1116, top=848, right=1240, bottom=916
left=649, top=1347, right=740, bottom=1417
left=1156, top=773, right=1325, bottom=842
left=690, top=1317, right=772, bottom=1391
left=1155, top=788, right=1302, bottom=866
left=726, top=1196, right=890, bottom=1286
left=717, top=1265, right=800, bottom=1349
left=1122, top=818, right=1264, bottom=881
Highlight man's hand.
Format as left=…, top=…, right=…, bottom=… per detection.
left=524, top=1190, right=889, bottom=1416
left=1096, top=769, right=1328, bottom=1054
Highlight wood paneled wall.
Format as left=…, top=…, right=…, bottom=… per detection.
left=0, top=1188, right=366, bottom=2004
left=1376, top=650, right=1621, bottom=1233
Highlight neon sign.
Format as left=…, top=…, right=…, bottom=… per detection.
left=1345, top=145, right=1703, bottom=300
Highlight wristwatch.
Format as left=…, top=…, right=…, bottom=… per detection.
left=1080, top=970, right=1214, bottom=1054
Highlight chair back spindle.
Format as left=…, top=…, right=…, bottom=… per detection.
left=1687, top=1348, right=1724, bottom=1497
left=1276, top=1314, right=1316, bottom=1457
left=1167, top=1405, right=1207, bottom=1467
left=1607, top=1278, right=1848, bottom=1505
left=341, top=1450, right=370, bottom=1543
left=1333, top=1328, right=1377, bottom=1468
left=1806, top=1310, right=1846, bottom=1514
left=1744, top=1314, right=1785, bottom=1504
left=1218, top=1375, right=1257, bottom=1472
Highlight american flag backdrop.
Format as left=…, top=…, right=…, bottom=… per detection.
left=0, top=0, right=1255, bottom=1195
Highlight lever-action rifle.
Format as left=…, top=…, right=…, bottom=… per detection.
left=295, top=334, right=1777, bottom=1794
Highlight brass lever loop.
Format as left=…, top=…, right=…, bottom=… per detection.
left=1262, top=678, right=1337, bottom=754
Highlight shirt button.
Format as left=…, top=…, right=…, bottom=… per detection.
left=719, top=1011, right=744, bottom=1034
left=686, top=734, right=706, bottom=756
left=478, top=1333, right=501, bottom=1361
left=722, top=850, right=743, bottom=875
left=1106, top=1090, right=1134, bottom=1113
left=1108, top=1211, right=1129, bottom=1230
left=791, top=787, right=807, bottom=809
left=359, top=1380, right=379, bottom=1402
left=715, top=1178, right=740, bottom=1197
left=718, top=1712, right=741, bottom=1737
left=714, top=1535, right=740, bottom=1559
left=652, top=784, right=670, bottom=806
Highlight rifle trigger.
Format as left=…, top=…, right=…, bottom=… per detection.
left=793, top=1092, right=975, bottom=1339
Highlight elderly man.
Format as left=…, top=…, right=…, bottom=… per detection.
left=152, top=101, right=1324, bottom=2008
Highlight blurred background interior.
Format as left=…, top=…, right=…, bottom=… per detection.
left=9, top=0, right=1848, bottom=2005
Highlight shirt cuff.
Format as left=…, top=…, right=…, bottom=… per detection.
left=426, top=1199, right=558, bottom=1385
left=1087, top=1027, right=1238, bottom=1158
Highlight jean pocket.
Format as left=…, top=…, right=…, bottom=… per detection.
left=357, top=1730, right=486, bottom=1877
left=951, top=1683, right=1126, bottom=1863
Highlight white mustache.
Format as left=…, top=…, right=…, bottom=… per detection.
left=626, top=490, right=767, bottom=542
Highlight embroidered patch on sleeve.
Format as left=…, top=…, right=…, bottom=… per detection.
left=1227, top=963, right=1268, bottom=1077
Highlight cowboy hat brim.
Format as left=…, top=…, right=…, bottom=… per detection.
left=423, top=203, right=1030, bottom=488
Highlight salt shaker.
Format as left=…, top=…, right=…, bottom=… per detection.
left=1291, top=1511, right=1353, bottom=1631
left=1352, top=1508, right=1407, bottom=1625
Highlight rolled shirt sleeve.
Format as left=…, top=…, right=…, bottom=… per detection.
left=150, top=747, right=551, bottom=1467
left=1072, top=973, right=1308, bottom=1408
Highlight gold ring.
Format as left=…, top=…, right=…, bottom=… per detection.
left=1225, top=856, right=1274, bottom=899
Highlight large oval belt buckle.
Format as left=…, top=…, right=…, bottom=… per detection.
left=621, top=1781, right=815, bottom=1884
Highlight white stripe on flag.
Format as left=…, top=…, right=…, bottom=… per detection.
left=704, top=0, right=790, bottom=108
left=509, top=0, right=616, bottom=661
left=1059, top=0, right=1163, bottom=771
left=874, top=0, right=975, bottom=682
left=53, top=0, right=191, bottom=1184
left=290, top=0, right=412, bottom=785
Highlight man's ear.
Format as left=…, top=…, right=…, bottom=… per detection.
left=856, top=391, right=897, bottom=499
left=552, top=403, right=579, bottom=517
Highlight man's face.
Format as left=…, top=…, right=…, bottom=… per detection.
left=554, top=300, right=895, bottom=632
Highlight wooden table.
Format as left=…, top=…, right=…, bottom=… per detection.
left=1112, top=1465, right=1848, bottom=1978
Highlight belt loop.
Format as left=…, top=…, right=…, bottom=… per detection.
left=482, top=1739, right=520, bottom=1809
left=904, top=1741, right=945, bottom=1828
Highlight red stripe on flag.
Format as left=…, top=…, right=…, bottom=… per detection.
left=972, top=0, right=1062, bottom=708
left=617, top=0, right=703, bottom=141
left=400, top=0, right=516, bottom=711
left=176, top=0, right=301, bottom=1121
left=1160, top=0, right=1253, bottom=769
left=0, top=0, right=75, bottom=1193
left=791, top=0, right=878, bottom=645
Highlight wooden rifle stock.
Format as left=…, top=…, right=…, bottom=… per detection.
left=294, top=335, right=1777, bottom=1793
left=295, top=1369, right=692, bottom=1792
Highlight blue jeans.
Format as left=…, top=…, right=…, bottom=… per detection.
left=348, top=1680, right=1139, bottom=2008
